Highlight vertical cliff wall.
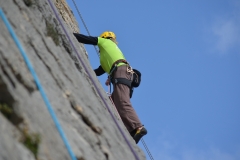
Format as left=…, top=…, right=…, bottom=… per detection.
left=0, top=0, right=146, bottom=160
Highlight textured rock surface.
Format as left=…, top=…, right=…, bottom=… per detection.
left=53, top=0, right=88, bottom=57
left=54, top=0, right=79, bottom=33
left=0, top=0, right=146, bottom=160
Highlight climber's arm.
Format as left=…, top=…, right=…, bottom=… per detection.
left=94, top=65, right=105, bottom=76
left=73, top=33, right=98, bottom=45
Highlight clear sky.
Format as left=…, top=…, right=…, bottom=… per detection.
left=66, top=1, right=240, bottom=160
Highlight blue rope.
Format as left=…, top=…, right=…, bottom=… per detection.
left=0, top=8, right=77, bottom=160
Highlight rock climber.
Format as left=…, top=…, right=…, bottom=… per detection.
left=73, top=31, right=147, bottom=144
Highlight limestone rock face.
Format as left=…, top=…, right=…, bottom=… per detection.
left=54, top=0, right=79, bottom=33
left=0, top=0, right=145, bottom=160
left=54, top=0, right=88, bottom=57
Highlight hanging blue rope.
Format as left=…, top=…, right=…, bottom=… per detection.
left=0, top=8, right=77, bottom=160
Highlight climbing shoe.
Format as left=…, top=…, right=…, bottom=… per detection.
left=133, top=127, right=147, bottom=144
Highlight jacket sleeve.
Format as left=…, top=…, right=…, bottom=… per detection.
left=73, top=33, right=98, bottom=45
left=94, top=65, right=105, bottom=76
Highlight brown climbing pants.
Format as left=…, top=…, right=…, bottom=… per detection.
left=111, top=65, right=142, bottom=132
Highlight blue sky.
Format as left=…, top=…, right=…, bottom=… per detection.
left=66, top=0, right=240, bottom=160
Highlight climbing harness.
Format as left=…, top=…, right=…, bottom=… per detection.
left=108, top=59, right=131, bottom=93
left=0, top=8, right=77, bottom=160
left=108, top=59, right=141, bottom=98
left=46, top=0, right=141, bottom=160
left=109, top=60, right=132, bottom=85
